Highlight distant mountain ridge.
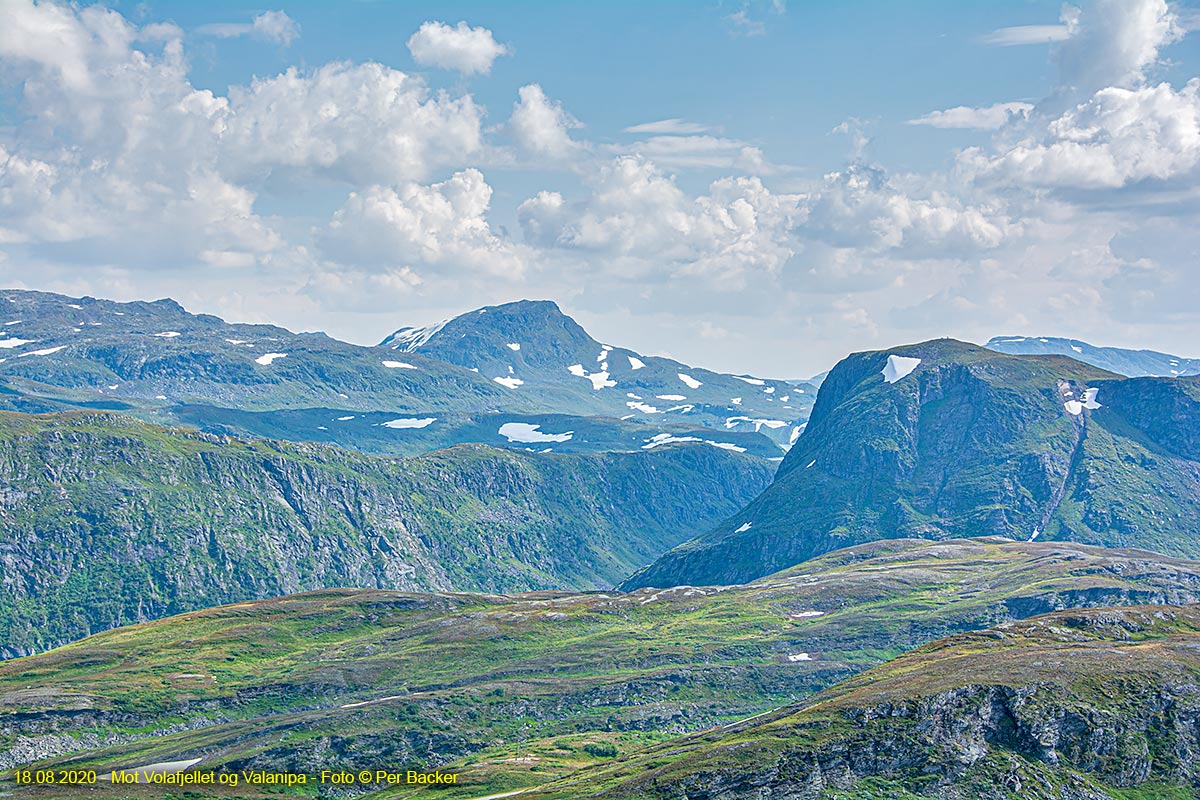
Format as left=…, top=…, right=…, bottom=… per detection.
left=987, top=334, right=1200, bottom=377
left=624, top=339, right=1200, bottom=589
left=383, top=299, right=814, bottom=450
left=0, top=289, right=811, bottom=456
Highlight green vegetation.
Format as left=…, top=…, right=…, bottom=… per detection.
left=4, top=537, right=1200, bottom=798
left=534, top=605, right=1200, bottom=799
left=0, top=410, right=774, bottom=656
left=626, top=339, right=1200, bottom=589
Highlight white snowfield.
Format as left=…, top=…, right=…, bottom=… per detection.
left=154, top=331, right=181, bottom=338
left=725, top=416, right=788, bottom=432
left=499, top=422, right=573, bottom=443
left=506, top=342, right=521, bottom=351
left=628, top=355, right=646, bottom=370
left=882, top=355, right=922, bottom=383
left=255, top=352, right=288, bottom=365
left=382, top=417, right=436, bottom=429
left=567, top=364, right=615, bottom=390
left=382, top=360, right=418, bottom=369
left=97, top=758, right=202, bottom=781
left=493, top=376, right=524, bottom=388
left=735, top=522, right=752, bottom=532
left=19, top=345, right=66, bottom=357
left=734, top=375, right=765, bottom=386
left=0, top=337, right=34, bottom=348
left=678, top=372, right=703, bottom=389
left=642, top=433, right=746, bottom=453
left=387, top=318, right=450, bottom=351
left=657, top=394, right=687, bottom=401
left=787, top=653, right=813, bottom=662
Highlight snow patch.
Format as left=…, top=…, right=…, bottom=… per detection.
left=882, top=355, right=922, bottom=383
left=493, top=376, right=524, bottom=388
left=642, top=434, right=746, bottom=453
left=790, top=611, right=824, bottom=619
left=568, top=364, right=615, bottom=390
left=382, top=360, right=418, bottom=369
left=154, top=331, right=181, bottom=338
left=255, top=352, right=288, bottom=365
left=725, top=416, right=788, bottom=432
left=787, top=653, right=813, bottom=662
left=0, top=337, right=34, bottom=349
left=506, top=342, right=521, bottom=351
left=734, top=376, right=765, bottom=386
left=1071, top=345, right=1083, bottom=353
left=735, top=522, right=752, bottom=533
left=336, top=415, right=355, bottom=421
left=627, top=400, right=661, bottom=414
left=731, top=397, right=742, bottom=405
left=386, top=318, right=450, bottom=351
left=1082, top=387, right=1101, bottom=410
left=790, top=427, right=804, bottom=445
left=499, top=422, right=573, bottom=443
left=628, top=355, right=646, bottom=370
left=658, top=394, right=687, bottom=401
left=225, top=338, right=247, bottom=345
left=382, top=417, right=437, bottom=429
left=19, top=345, right=66, bottom=357
left=678, top=372, right=702, bottom=389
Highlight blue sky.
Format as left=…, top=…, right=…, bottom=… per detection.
left=1, top=0, right=1199, bottom=375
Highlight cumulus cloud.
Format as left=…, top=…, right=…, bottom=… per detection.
left=320, top=169, right=527, bottom=278
left=406, top=21, right=509, bottom=75
left=907, top=102, right=1033, bottom=130
left=1054, top=0, right=1184, bottom=96
left=509, top=84, right=585, bottom=160
left=223, top=63, right=484, bottom=185
left=197, top=10, right=301, bottom=46
left=519, top=156, right=799, bottom=283
left=961, top=80, right=1200, bottom=189
left=0, top=0, right=486, bottom=273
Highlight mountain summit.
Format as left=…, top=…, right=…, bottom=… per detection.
left=383, top=300, right=815, bottom=449
left=624, top=339, right=1200, bottom=589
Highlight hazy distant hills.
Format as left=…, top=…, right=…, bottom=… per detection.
left=987, top=334, right=1200, bottom=377
left=0, top=290, right=808, bottom=457
left=624, top=339, right=1200, bottom=589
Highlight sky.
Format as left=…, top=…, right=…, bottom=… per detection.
left=1, top=0, right=1199, bottom=377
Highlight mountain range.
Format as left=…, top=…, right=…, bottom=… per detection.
left=0, top=290, right=809, bottom=457
left=986, top=335, right=1200, bottom=378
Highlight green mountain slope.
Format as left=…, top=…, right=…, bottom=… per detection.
left=0, top=410, right=774, bottom=657
left=5, top=538, right=1200, bottom=798
left=382, top=300, right=814, bottom=450
left=987, top=335, right=1200, bottom=377
left=624, top=339, right=1200, bottom=590
left=549, top=604, right=1200, bottom=800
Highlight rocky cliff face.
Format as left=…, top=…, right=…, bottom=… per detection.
left=0, top=411, right=774, bottom=657
left=624, top=340, right=1200, bottom=590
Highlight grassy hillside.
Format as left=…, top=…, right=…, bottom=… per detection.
left=544, top=604, right=1200, bottom=799
left=4, top=538, right=1200, bottom=798
left=0, top=410, right=774, bottom=657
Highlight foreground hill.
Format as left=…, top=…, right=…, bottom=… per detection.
left=549, top=604, right=1200, bottom=799
left=624, top=339, right=1200, bottom=589
left=987, top=334, right=1200, bottom=377
left=0, top=411, right=773, bottom=657
left=5, top=538, right=1200, bottom=798
left=383, top=300, right=814, bottom=450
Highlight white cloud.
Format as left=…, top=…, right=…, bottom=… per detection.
left=623, top=119, right=711, bottom=135
left=406, top=21, right=509, bottom=75
left=979, top=24, right=1071, bottom=46
left=223, top=62, right=484, bottom=185
left=622, top=135, right=771, bottom=172
left=519, top=156, right=799, bottom=283
left=907, top=102, right=1033, bottom=130
left=509, top=84, right=585, bottom=160
left=197, top=11, right=300, bottom=46
left=1054, top=0, right=1184, bottom=96
left=960, top=80, right=1200, bottom=189
left=320, top=169, right=526, bottom=278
